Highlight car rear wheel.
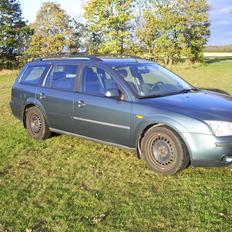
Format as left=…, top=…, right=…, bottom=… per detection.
left=25, top=106, right=51, bottom=140
left=142, top=126, right=189, bottom=175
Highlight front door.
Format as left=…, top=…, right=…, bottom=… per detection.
left=74, top=65, right=132, bottom=147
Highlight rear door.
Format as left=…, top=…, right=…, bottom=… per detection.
left=74, top=65, right=132, bottom=147
left=37, top=64, right=80, bottom=133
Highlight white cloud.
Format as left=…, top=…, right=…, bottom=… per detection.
left=219, top=7, right=231, bottom=13
left=218, top=20, right=231, bottom=25
left=209, top=7, right=231, bottom=15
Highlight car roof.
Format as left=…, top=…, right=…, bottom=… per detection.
left=28, top=54, right=153, bottom=67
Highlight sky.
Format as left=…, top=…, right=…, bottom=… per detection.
left=208, top=0, right=232, bottom=45
left=19, top=0, right=232, bottom=46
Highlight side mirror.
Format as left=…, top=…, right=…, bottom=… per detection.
left=105, top=88, right=121, bottom=98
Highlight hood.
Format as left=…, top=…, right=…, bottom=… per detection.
left=140, top=90, right=232, bottom=121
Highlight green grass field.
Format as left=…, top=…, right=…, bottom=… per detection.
left=1, top=60, right=232, bottom=232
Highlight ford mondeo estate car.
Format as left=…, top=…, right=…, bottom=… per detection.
left=10, top=54, right=232, bottom=175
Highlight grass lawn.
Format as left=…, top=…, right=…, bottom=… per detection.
left=0, top=60, right=232, bottom=232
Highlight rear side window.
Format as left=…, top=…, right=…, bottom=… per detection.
left=20, top=65, right=48, bottom=85
left=46, top=65, right=79, bottom=91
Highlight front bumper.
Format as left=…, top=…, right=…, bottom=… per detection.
left=181, top=132, right=232, bottom=167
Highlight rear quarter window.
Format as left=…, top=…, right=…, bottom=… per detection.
left=20, top=65, right=49, bottom=86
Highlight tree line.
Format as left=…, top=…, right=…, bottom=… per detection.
left=0, top=0, right=210, bottom=69
left=204, top=45, right=232, bottom=53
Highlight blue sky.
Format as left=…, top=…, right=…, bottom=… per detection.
left=19, top=0, right=232, bottom=45
left=208, top=0, right=232, bottom=45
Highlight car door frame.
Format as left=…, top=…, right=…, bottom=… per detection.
left=73, top=61, right=134, bottom=147
left=36, top=61, right=82, bottom=132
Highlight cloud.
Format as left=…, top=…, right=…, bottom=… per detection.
left=209, top=7, right=230, bottom=14
left=219, top=7, right=231, bottom=13
left=218, top=20, right=231, bottom=25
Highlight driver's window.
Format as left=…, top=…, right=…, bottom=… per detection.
left=82, top=66, right=118, bottom=97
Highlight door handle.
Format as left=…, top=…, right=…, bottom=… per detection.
left=77, top=100, right=86, bottom=108
left=39, top=92, right=46, bottom=99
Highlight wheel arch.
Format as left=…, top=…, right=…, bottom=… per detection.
left=135, top=121, right=192, bottom=164
left=22, top=99, right=48, bottom=128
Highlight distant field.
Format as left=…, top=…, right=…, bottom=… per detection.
left=174, top=58, right=232, bottom=95
left=1, top=60, right=232, bottom=231
left=204, top=52, right=232, bottom=57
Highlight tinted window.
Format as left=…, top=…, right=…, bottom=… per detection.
left=82, top=66, right=118, bottom=96
left=46, top=65, right=79, bottom=91
left=21, top=65, right=48, bottom=85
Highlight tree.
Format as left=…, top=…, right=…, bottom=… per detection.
left=0, top=0, right=31, bottom=68
left=84, top=30, right=104, bottom=54
left=69, top=19, right=86, bottom=54
left=137, top=2, right=182, bottom=64
left=137, top=0, right=210, bottom=64
left=84, top=0, right=134, bottom=54
left=27, top=2, right=73, bottom=57
left=70, top=19, right=103, bottom=54
left=179, top=0, right=210, bottom=63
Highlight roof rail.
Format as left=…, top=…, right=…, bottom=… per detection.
left=32, top=53, right=142, bottom=62
left=32, top=53, right=102, bottom=62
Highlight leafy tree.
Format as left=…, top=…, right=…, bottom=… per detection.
left=85, top=31, right=104, bottom=54
left=137, top=3, right=182, bottom=64
left=70, top=19, right=103, bottom=54
left=84, top=0, right=134, bottom=54
left=179, top=0, right=210, bottom=63
left=0, top=0, right=31, bottom=68
left=27, top=2, right=73, bottom=57
left=137, top=0, right=210, bottom=64
left=69, top=19, right=86, bottom=54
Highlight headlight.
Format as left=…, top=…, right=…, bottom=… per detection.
left=206, top=121, right=232, bottom=136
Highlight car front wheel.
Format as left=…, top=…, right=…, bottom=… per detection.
left=142, top=126, right=189, bottom=175
left=25, top=106, right=51, bottom=140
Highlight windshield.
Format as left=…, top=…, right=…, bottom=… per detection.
left=113, top=63, right=193, bottom=98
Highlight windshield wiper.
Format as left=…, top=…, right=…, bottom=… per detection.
left=139, top=94, right=165, bottom=99
left=139, top=88, right=199, bottom=99
left=171, top=88, right=199, bottom=95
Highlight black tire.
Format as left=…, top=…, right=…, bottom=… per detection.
left=141, top=126, right=189, bottom=175
left=25, top=106, right=51, bottom=140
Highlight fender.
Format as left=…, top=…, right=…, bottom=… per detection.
left=22, top=97, right=50, bottom=127
left=133, top=115, right=187, bottom=146
left=133, top=114, right=211, bottom=161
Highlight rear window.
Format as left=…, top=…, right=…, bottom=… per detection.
left=20, top=65, right=48, bottom=85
